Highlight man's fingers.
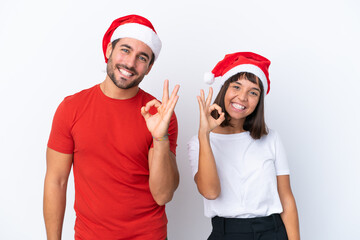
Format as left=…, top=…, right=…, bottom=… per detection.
left=144, top=99, right=161, bottom=112
left=166, top=95, right=179, bottom=117
left=169, top=84, right=180, bottom=101
left=141, top=106, right=151, bottom=120
left=162, top=79, right=169, bottom=105
left=163, top=84, right=180, bottom=114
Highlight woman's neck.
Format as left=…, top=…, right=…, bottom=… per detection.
left=212, top=124, right=246, bottom=134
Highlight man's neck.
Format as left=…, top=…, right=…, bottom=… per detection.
left=100, top=78, right=139, bottom=100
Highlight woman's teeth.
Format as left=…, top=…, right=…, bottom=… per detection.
left=232, top=103, right=245, bottom=110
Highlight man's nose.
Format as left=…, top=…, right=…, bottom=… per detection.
left=124, top=54, right=137, bottom=68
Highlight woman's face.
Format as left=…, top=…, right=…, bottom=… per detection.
left=224, top=77, right=261, bottom=124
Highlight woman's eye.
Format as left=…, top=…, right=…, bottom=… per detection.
left=250, top=91, right=259, bottom=96
left=232, top=85, right=240, bottom=90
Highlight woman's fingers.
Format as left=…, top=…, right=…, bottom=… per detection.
left=197, top=95, right=205, bottom=112
left=207, top=104, right=225, bottom=126
left=208, top=103, right=222, bottom=115
left=205, top=87, right=213, bottom=107
left=215, top=112, right=226, bottom=125
left=200, top=89, right=206, bottom=102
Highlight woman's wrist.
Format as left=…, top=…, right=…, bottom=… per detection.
left=198, top=130, right=211, bottom=139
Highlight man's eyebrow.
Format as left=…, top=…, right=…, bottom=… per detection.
left=119, top=44, right=132, bottom=49
left=119, top=44, right=150, bottom=60
left=139, top=51, right=150, bottom=60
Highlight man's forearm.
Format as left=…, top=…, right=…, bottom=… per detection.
left=43, top=178, right=68, bottom=240
left=148, top=140, right=179, bottom=206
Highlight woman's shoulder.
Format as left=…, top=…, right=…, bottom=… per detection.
left=267, top=128, right=278, bottom=137
left=260, top=128, right=282, bottom=143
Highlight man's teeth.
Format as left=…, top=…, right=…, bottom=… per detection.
left=232, top=103, right=245, bottom=110
left=119, top=69, right=133, bottom=77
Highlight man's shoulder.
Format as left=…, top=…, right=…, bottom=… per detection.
left=139, top=88, right=157, bottom=101
left=63, top=84, right=98, bottom=104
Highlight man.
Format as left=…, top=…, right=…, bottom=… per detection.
left=43, top=15, right=179, bottom=240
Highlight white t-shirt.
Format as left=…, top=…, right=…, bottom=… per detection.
left=187, top=129, right=290, bottom=218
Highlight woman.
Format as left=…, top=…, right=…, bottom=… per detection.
left=188, top=52, right=300, bottom=240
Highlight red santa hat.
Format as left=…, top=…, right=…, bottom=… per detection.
left=102, top=14, right=162, bottom=63
left=204, top=52, right=271, bottom=95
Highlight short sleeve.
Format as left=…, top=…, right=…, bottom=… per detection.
left=168, top=113, right=178, bottom=155
left=187, top=135, right=200, bottom=177
left=273, top=131, right=290, bottom=176
left=47, top=98, right=74, bottom=154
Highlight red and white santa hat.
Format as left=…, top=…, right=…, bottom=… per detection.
left=204, top=52, right=271, bottom=95
left=102, top=14, right=162, bottom=63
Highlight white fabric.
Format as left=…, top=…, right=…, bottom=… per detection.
left=221, top=64, right=268, bottom=94
left=111, top=23, right=162, bottom=60
left=187, top=129, right=290, bottom=218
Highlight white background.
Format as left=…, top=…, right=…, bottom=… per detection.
left=1, top=0, right=359, bottom=239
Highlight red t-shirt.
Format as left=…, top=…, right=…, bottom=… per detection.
left=48, top=85, right=178, bottom=240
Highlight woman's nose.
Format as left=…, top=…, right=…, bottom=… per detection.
left=237, top=90, right=247, bottom=101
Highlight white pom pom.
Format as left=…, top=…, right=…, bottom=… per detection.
left=204, top=72, right=215, bottom=84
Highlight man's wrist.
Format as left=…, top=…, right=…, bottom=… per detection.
left=153, top=134, right=169, bottom=141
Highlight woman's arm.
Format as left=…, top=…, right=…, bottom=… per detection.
left=277, top=175, right=300, bottom=240
left=195, top=132, right=221, bottom=199
left=194, top=88, right=225, bottom=200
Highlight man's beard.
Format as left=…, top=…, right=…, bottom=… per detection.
left=106, top=59, right=145, bottom=90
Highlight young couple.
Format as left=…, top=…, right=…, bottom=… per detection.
left=43, top=14, right=300, bottom=240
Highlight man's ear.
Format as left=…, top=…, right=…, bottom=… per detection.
left=105, top=42, right=113, bottom=60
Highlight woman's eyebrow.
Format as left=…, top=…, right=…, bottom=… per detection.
left=233, top=81, right=261, bottom=92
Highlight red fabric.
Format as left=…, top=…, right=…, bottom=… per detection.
left=211, top=52, right=271, bottom=94
left=103, top=15, right=157, bottom=63
left=48, top=85, right=178, bottom=240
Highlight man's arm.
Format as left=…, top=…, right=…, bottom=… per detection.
left=141, top=80, right=180, bottom=205
left=277, top=175, right=300, bottom=240
left=148, top=145, right=179, bottom=206
left=43, top=147, right=73, bottom=240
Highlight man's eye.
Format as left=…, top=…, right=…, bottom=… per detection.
left=121, top=49, right=129, bottom=53
left=139, top=56, right=147, bottom=62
